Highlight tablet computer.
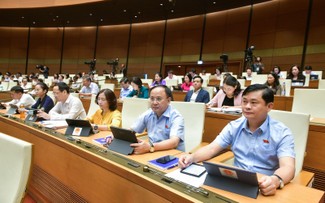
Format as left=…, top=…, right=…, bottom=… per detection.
left=109, top=126, right=138, bottom=155
left=180, top=163, right=206, bottom=177
left=65, top=119, right=94, bottom=136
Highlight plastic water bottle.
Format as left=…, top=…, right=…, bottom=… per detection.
left=281, top=82, right=286, bottom=96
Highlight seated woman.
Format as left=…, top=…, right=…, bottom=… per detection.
left=31, top=82, right=55, bottom=113
left=264, top=72, right=282, bottom=95
left=286, top=65, right=306, bottom=85
left=207, top=76, right=243, bottom=108
left=87, top=89, right=121, bottom=131
left=180, top=73, right=193, bottom=92
left=127, top=77, right=149, bottom=99
left=272, top=65, right=284, bottom=79
left=150, top=72, right=166, bottom=88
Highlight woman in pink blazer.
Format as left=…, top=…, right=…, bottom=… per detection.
left=207, top=76, right=243, bottom=108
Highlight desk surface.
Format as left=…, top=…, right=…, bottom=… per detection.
left=0, top=113, right=324, bottom=203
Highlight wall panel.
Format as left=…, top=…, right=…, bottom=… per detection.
left=28, top=28, right=62, bottom=75
left=62, top=27, right=96, bottom=73
left=128, top=21, right=165, bottom=77
left=96, top=25, right=129, bottom=74
left=0, top=27, right=28, bottom=73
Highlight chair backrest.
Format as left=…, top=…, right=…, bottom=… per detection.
left=47, top=91, right=56, bottom=103
left=304, top=73, right=310, bottom=87
left=292, top=89, right=325, bottom=118
left=201, top=75, right=209, bottom=87
left=8, top=81, right=18, bottom=90
left=87, top=94, right=99, bottom=117
left=279, top=79, right=292, bottom=96
left=202, top=86, right=214, bottom=100
left=176, top=75, right=184, bottom=84
left=242, top=72, right=257, bottom=78
left=141, top=79, right=153, bottom=87
left=122, top=98, right=150, bottom=129
left=269, top=110, right=310, bottom=176
left=170, top=101, right=205, bottom=152
left=0, top=82, right=9, bottom=91
left=165, top=79, right=178, bottom=87
left=318, top=80, right=325, bottom=89
left=0, top=133, right=32, bottom=203
left=100, top=83, right=115, bottom=91
left=237, top=78, right=246, bottom=88
left=250, top=74, right=268, bottom=85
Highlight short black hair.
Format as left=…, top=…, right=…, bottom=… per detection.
left=120, top=77, right=129, bottom=84
left=35, top=82, right=49, bottom=94
left=304, top=66, right=312, bottom=70
left=95, top=88, right=117, bottom=111
left=10, top=86, right=24, bottom=94
left=243, top=84, right=274, bottom=104
left=193, top=75, right=203, bottom=83
left=54, top=82, right=70, bottom=93
left=149, top=85, right=173, bottom=101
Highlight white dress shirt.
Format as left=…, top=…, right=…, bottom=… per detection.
left=80, top=82, right=99, bottom=95
left=7, top=93, right=35, bottom=108
left=49, top=94, right=86, bottom=120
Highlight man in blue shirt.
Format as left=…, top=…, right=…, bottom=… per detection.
left=130, top=85, right=185, bottom=154
left=179, top=84, right=295, bottom=196
left=119, top=77, right=133, bottom=98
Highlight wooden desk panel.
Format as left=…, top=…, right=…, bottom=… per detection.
left=1, top=115, right=324, bottom=202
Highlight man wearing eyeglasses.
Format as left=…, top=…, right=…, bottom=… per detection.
left=130, top=85, right=185, bottom=154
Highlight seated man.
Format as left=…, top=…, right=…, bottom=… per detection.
left=1, top=86, right=35, bottom=108
left=130, top=85, right=185, bottom=154
left=184, top=76, right=210, bottom=103
left=79, top=76, right=99, bottom=97
left=179, top=84, right=295, bottom=196
left=37, top=82, right=86, bottom=120
left=119, top=77, right=133, bottom=99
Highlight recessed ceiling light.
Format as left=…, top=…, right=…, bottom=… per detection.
left=134, top=15, right=138, bottom=18
left=21, top=16, right=24, bottom=19
left=123, top=9, right=127, bottom=13
left=138, top=11, right=141, bottom=14
left=53, top=19, right=56, bottom=21
left=160, top=3, right=163, bottom=6
left=66, top=21, right=70, bottom=24
left=89, top=13, right=93, bottom=16
left=100, top=19, right=104, bottom=22
left=32, top=21, right=36, bottom=24
left=56, top=16, right=59, bottom=18
left=213, top=1, right=216, bottom=4
left=171, top=9, right=174, bottom=13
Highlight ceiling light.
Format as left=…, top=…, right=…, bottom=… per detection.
left=100, top=19, right=104, bottom=22
left=21, top=16, right=24, bottom=19
left=66, top=21, right=70, bottom=24
left=134, top=15, right=138, bottom=18
left=32, top=21, right=36, bottom=24
left=171, top=9, right=174, bottom=13
left=213, top=1, right=216, bottom=4
left=89, top=13, right=93, bottom=16
left=56, top=16, right=59, bottom=18
left=160, top=3, right=163, bottom=6
left=123, top=9, right=127, bottom=13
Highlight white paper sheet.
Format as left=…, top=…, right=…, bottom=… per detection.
left=165, top=168, right=207, bottom=188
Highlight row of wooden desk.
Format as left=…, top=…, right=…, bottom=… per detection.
left=0, top=111, right=324, bottom=202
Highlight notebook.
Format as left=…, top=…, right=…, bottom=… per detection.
left=65, top=119, right=94, bottom=136
left=203, top=161, right=259, bottom=199
left=109, top=126, right=138, bottom=155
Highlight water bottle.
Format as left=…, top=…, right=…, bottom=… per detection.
left=281, top=82, right=286, bottom=96
left=19, top=104, right=25, bottom=119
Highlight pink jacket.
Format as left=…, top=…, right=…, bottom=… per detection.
left=209, top=89, right=243, bottom=107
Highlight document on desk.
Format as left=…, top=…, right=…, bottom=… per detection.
left=165, top=168, right=207, bottom=188
left=40, top=120, right=68, bottom=129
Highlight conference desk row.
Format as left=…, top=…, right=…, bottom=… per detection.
left=0, top=112, right=324, bottom=202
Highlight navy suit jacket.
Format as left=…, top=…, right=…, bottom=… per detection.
left=184, top=89, right=210, bottom=103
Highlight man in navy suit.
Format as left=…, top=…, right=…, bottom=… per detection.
left=184, top=75, right=210, bottom=103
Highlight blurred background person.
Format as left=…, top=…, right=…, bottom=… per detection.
left=127, top=77, right=149, bottom=99
left=265, top=72, right=282, bottom=95
left=207, top=76, right=243, bottom=108
left=180, top=73, right=193, bottom=92
left=150, top=72, right=166, bottom=88
left=286, top=65, right=305, bottom=85
left=119, top=77, right=133, bottom=99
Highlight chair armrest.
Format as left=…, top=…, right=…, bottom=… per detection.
left=292, top=170, right=315, bottom=187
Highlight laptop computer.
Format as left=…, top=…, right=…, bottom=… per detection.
left=203, top=161, right=259, bottom=199
left=310, top=74, right=319, bottom=80
left=65, top=119, right=94, bottom=136
left=291, top=79, right=304, bottom=87
left=7, top=104, right=19, bottom=115
left=109, top=126, right=138, bottom=155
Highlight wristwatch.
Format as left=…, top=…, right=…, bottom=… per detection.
left=273, top=174, right=284, bottom=189
left=149, top=141, right=155, bottom=153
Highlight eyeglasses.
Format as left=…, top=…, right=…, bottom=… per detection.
left=150, top=97, right=165, bottom=103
